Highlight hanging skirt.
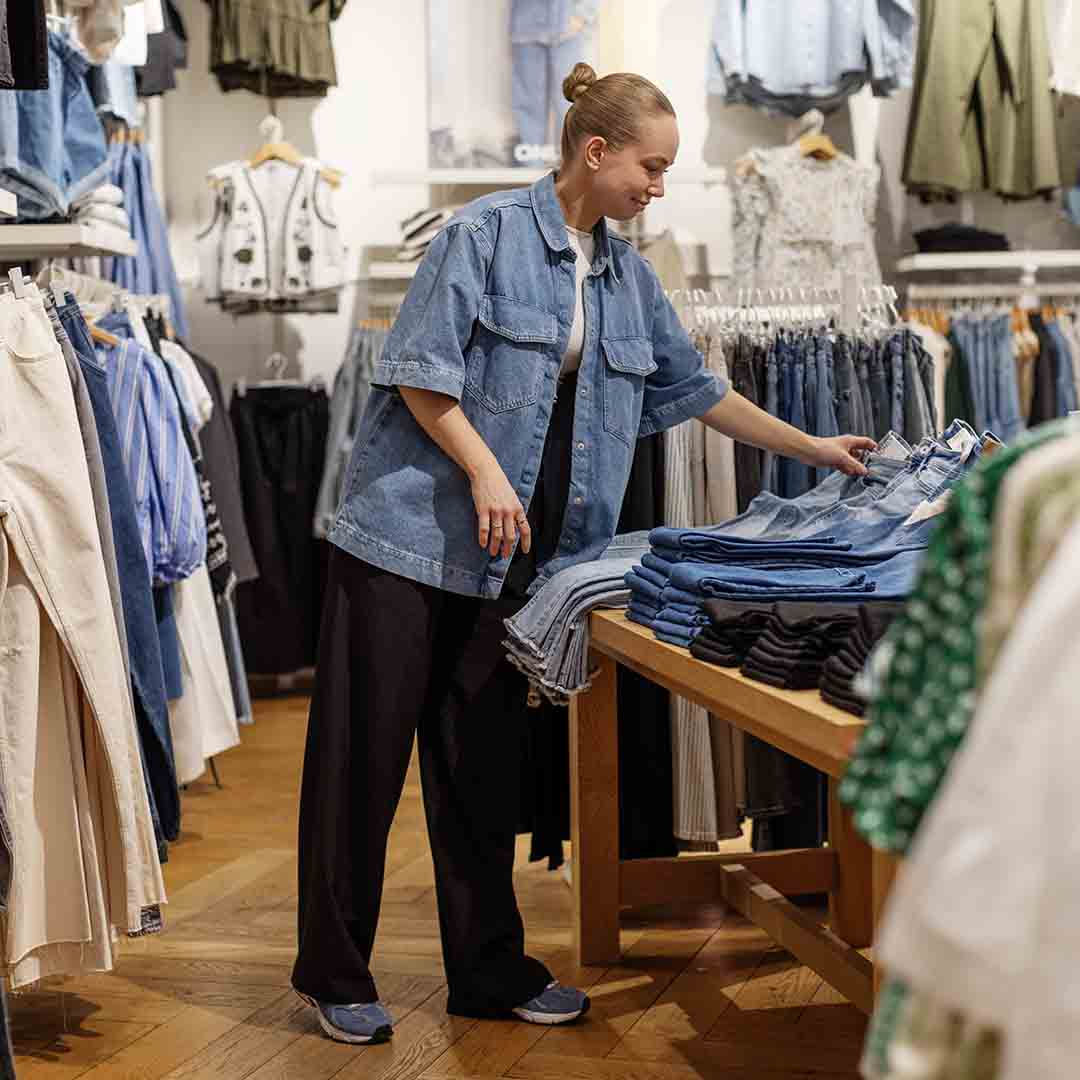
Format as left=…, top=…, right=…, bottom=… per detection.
left=207, top=0, right=344, bottom=98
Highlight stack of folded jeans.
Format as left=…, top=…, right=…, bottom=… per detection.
left=819, top=602, right=904, bottom=715
left=504, top=531, right=651, bottom=705
left=626, top=422, right=993, bottom=654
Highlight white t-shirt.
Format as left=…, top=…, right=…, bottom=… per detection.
left=561, top=225, right=595, bottom=376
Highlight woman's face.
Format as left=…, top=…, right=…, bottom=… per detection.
left=588, top=113, right=680, bottom=222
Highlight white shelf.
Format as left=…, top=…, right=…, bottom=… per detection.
left=0, top=223, right=136, bottom=260
left=366, top=260, right=420, bottom=281
left=0, top=191, right=16, bottom=219
left=896, top=250, right=1080, bottom=274
left=372, top=167, right=727, bottom=187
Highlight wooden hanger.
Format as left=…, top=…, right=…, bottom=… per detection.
left=798, top=132, right=839, bottom=160
left=90, top=323, right=121, bottom=347
left=787, top=109, right=839, bottom=161
left=248, top=114, right=342, bottom=189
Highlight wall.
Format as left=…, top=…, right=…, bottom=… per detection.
left=164, top=0, right=1080, bottom=388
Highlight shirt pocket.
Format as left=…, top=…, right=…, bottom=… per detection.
left=601, top=336, right=658, bottom=445
left=466, top=294, right=557, bottom=414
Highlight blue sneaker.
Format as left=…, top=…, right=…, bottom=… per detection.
left=296, top=992, right=394, bottom=1044
left=511, top=981, right=591, bottom=1025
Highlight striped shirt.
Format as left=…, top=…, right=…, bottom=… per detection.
left=98, top=327, right=206, bottom=584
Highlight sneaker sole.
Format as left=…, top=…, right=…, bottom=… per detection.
left=512, top=997, right=591, bottom=1026
left=295, top=991, right=393, bottom=1045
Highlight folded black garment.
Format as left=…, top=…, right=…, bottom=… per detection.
left=741, top=661, right=824, bottom=691
left=689, top=639, right=744, bottom=668
left=762, top=625, right=859, bottom=658
left=854, top=600, right=905, bottom=642
left=747, top=635, right=826, bottom=667
left=771, top=601, right=861, bottom=631
left=703, top=598, right=775, bottom=627
left=820, top=684, right=866, bottom=717
left=823, top=649, right=863, bottom=682
left=913, top=223, right=1010, bottom=253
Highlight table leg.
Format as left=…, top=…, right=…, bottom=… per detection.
left=827, top=777, right=872, bottom=949
left=569, top=651, right=621, bottom=968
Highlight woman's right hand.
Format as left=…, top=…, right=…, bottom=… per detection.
left=471, top=459, right=532, bottom=559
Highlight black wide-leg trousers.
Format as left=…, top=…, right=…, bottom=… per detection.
left=291, top=546, right=553, bottom=1014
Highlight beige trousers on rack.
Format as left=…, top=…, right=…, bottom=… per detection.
left=0, top=289, right=165, bottom=982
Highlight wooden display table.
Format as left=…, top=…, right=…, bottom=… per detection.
left=568, top=610, right=899, bottom=1014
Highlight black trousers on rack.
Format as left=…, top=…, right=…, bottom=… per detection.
left=231, top=386, right=329, bottom=675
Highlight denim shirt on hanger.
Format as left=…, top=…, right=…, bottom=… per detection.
left=707, top=0, right=916, bottom=98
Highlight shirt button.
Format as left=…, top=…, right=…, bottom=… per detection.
left=580, top=387, right=588, bottom=397
left=574, top=496, right=584, bottom=505
left=577, top=441, right=585, bottom=450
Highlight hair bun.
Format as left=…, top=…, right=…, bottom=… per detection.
left=563, top=62, right=597, bottom=104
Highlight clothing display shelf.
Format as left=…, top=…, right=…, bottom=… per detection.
left=365, top=261, right=418, bottom=281
left=371, top=167, right=728, bottom=187
left=0, top=192, right=16, bottom=219
left=570, top=609, right=900, bottom=1014
left=0, top=223, right=136, bottom=261
left=897, top=250, right=1080, bottom=288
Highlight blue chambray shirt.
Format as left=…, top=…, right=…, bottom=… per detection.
left=97, top=313, right=208, bottom=585
left=330, top=173, right=727, bottom=599
left=707, top=0, right=916, bottom=98
left=510, top=0, right=599, bottom=44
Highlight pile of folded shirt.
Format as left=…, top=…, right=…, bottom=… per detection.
left=397, top=205, right=461, bottom=262
left=71, top=183, right=132, bottom=244
left=504, top=531, right=650, bottom=706
left=626, top=420, right=996, bottom=689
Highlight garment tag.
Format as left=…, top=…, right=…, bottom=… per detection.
left=875, top=434, right=910, bottom=461
left=904, top=489, right=952, bottom=526
left=947, top=428, right=978, bottom=457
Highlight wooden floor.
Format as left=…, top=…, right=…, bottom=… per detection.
left=11, top=695, right=867, bottom=1079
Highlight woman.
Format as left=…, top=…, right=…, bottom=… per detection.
left=292, top=63, right=875, bottom=1044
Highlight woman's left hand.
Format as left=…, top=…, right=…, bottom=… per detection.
left=807, top=435, right=878, bottom=477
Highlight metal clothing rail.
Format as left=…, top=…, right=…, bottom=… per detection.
left=906, top=281, right=1080, bottom=302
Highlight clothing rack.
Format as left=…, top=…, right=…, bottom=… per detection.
left=669, top=276, right=894, bottom=335
left=906, top=281, right=1080, bottom=303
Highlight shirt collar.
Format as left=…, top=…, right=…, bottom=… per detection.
left=530, top=172, right=622, bottom=285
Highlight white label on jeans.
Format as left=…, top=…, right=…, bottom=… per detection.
left=947, top=428, right=978, bottom=457
left=876, top=435, right=910, bottom=460
left=904, top=489, right=952, bottom=526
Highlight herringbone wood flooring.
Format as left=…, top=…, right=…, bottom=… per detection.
left=11, top=694, right=866, bottom=1079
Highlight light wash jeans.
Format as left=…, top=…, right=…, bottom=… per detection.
left=503, top=531, right=650, bottom=702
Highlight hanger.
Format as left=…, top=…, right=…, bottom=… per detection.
left=248, top=113, right=342, bottom=189
left=788, top=109, right=839, bottom=161
left=89, top=323, right=121, bottom=347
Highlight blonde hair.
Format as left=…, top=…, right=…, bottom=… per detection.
left=560, top=63, right=675, bottom=162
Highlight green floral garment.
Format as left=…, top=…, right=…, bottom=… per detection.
left=839, top=419, right=1073, bottom=855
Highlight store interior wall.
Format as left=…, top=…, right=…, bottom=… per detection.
left=164, top=0, right=1080, bottom=389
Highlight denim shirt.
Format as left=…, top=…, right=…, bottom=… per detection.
left=329, top=173, right=727, bottom=599
left=708, top=0, right=916, bottom=98
left=510, top=0, right=599, bottom=44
